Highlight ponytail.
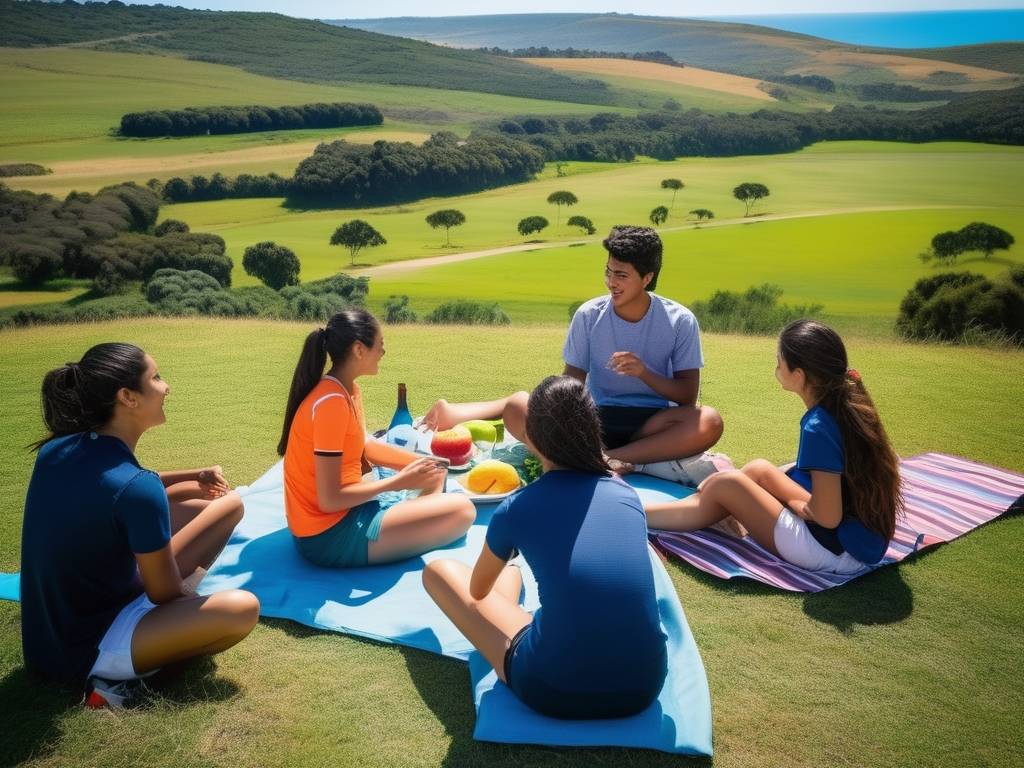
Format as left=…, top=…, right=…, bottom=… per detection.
left=35, top=343, right=148, bottom=450
left=277, top=309, right=379, bottom=456
left=779, top=320, right=903, bottom=540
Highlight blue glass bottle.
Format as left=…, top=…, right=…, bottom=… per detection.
left=388, top=383, right=413, bottom=430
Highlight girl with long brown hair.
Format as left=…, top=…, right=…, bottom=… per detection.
left=646, top=319, right=903, bottom=573
left=423, top=375, right=667, bottom=719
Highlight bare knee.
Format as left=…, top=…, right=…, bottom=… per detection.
left=700, top=406, right=724, bottom=444
left=213, top=589, right=260, bottom=635
left=452, top=496, right=476, bottom=530
left=422, top=558, right=460, bottom=595
left=742, top=458, right=775, bottom=482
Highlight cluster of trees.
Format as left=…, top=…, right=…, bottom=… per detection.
left=155, top=173, right=290, bottom=203
left=925, top=222, right=1015, bottom=264
left=120, top=102, right=382, bottom=138
left=497, top=87, right=1023, bottom=163
left=477, top=46, right=682, bottom=68
left=0, top=163, right=50, bottom=177
left=855, top=84, right=961, bottom=103
left=764, top=74, right=835, bottom=93
left=0, top=182, right=160, bottom=286
left=289, top=132, right=545, bottom=206
left=896, top=268, right=1024, bottom=345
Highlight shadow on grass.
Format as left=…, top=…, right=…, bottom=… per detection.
left=0, top=656, right=239, bottom=767
left=668, top=555, right=914, bottom=633
left=399, top=647, right=710, bottom=767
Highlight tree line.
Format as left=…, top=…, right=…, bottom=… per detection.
left=287, top=132, right=545, bottom=207
left=119, top=102, right=382, bottom=138
left=476, top=46, right=682, bottom=68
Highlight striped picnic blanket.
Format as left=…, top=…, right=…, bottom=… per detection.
left=650, top=453, right=1024, bottom=593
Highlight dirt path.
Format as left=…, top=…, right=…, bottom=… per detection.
left=355, top=204, right=971, bottom=277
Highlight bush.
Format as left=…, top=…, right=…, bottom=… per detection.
left=692, top=284, right=824, bottom=335
left=426, top=300, right=510, bottom=325
left=896, top=270, right=1024, bottom=345
left=92, top=261, right=127, bottom=296
left=145, top=268, right=222, bottom=302
left=0, top=163, right=51, bottom=177
left=242, top=241, right=300, bottom=289
left=120, top=102, right=382, bottom=138
left=155, top=219, right=190, bottom=236
left=10, top=244, right=63, bottom=284
left=383, top=295, right=417, bottom=324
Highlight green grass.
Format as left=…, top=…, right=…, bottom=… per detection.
left=0, top=273, right=90, bottom=308
left=0, top=319, right=1021, bottom=767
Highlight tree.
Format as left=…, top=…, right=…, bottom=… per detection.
left=958, top=222, right=1015, bottom=260
left=733, top=182, right=770, bottom=217
left=330, top=220, right=386, bottom=267
left=546, top=190, right=578, bottom=227
left=517, top=216, right=549, bottom=238
left=690, top=208, right=715, bottom=227
left=425, top=209, right=466, bottom=247
left=661, top=178, right=684, bottom=207
left=555, top=162, right=569, bottom=178
left=243, top=241, right=301, bottom=290
left=930, top=231, right=966, bottom=264
left=567, top=215, right=596, bottom=235
left=650, top=206, right=669, bottom=227
left=155, top=219, right=190, bottom=237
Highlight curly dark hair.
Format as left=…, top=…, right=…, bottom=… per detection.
left=603, top=225, right=663, bottom=291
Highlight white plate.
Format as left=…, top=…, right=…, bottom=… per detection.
left=452, top=474, right=524, bottom=504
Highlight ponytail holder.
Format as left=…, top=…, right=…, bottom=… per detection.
left=846, top=368, right=861, bottom=382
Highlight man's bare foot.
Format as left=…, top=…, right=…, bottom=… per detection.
left=606, top=457, right=635, bottom=476
left=421, top=399, right=459, bottom=432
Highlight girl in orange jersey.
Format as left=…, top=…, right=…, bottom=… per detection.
left=279, top=309, right=475, bottom=567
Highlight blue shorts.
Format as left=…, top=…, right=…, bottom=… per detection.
left=293, top=498, right=392, bottom=568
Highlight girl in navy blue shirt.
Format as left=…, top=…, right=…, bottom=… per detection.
left=21, top=343, right=259, bottom=705
left=646, top=320, right=903, bottom=573
left=423, top=375, right=667, bottom=719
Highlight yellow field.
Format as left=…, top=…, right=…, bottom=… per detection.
left=807, top=49, right=1018, bottom=83
left=520, top=57, right=775, bottom=101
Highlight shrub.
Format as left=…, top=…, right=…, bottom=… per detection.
left=383, top=295, right=417, bottom=324
left=92, top=261, right=127, bottom=296
left=155, top=219, right=190, bottom=236
left=896, top=270, right=1024, bottom=345
left=426, top=300, right=510, bottom=325
left=692, top=284, right=823, bottom=335
left=517, top=216, right=548, bottom=238
left=0, top=163, right=50, bottom=177
left=566, top=215, right=596, bottom=235
left=242, top=241, right=300, bottom=289
left=145, top=268, right=223, bottom=303
left=10, top=244, right=63, bottom=284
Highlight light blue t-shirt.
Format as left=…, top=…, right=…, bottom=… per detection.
left=562, top=293, right=704, bottom=408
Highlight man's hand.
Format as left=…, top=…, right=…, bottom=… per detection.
left=607, top=351, right=646, bottom=378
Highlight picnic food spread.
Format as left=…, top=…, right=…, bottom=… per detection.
left=430, top=425, right=474, bottom=465
left=466, top=460, right=521, bottom=494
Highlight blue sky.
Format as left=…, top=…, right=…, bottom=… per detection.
left=118, top=2, right=1024, bottom=20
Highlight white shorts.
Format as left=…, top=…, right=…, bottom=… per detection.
left=773, top=508, right=865, bottom=574
left=88, top=591, right=158, bottom=681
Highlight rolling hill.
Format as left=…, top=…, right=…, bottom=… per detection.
left=336, top=13, right=1023, bottom=92
left=0, top=1, right=617, bottom=106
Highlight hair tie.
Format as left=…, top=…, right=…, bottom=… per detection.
left=846, top=368, right=862, bottom=383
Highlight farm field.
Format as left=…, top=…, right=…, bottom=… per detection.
left=0, top=319, right=1021, bottom=767
left=519, top=57, right=779, bottom=108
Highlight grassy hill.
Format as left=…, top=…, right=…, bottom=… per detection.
left=0, top=1, right=618, bottom=106
left=336, top=13, right=1023, bottom=94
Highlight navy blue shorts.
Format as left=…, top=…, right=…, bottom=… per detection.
left=504, top=623, right=667, bottom=720
left=597, top=406, right=663, bottom=450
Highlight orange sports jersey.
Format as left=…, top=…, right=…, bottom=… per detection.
left=283, top=376, right=367, bottom=537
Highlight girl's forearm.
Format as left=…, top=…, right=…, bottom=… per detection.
left=157, top=468, right=205, bottom=487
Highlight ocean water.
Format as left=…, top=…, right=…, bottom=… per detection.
left=704, top=9, right=1024, bottom=49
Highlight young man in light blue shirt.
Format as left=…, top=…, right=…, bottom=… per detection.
left=423, top=225, right=727, bottom=485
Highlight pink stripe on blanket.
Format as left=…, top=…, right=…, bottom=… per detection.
left=650, top=453, right=1023, bottom=593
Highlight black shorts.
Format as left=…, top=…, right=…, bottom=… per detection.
left=503, top=622, right=532, bottom=687
left=597, top=406, right=663, bottom=449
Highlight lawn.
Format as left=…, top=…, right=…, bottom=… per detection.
left=0, top=319, right=1021, bottom=767
left=157, top=141, right=1023, bottom=284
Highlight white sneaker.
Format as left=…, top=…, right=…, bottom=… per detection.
left=85, top=676, right=152, bottom=710
left=638, top=452, right=733, bottom=486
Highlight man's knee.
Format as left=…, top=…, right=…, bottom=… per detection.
left=700, top=406, right=724, bottom=442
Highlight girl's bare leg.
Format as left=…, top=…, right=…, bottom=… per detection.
left=740, top=459, right=811, bottom=509
left=645, top=470, right=787, bottom=556
left=367, top=492, right=476, bottom=564
left=166, top=481, right=216, bottom=533
left=170, top=491, right=245, bottom=577
left=422, top=560, right=531, bottom=682
left=131, top=590, right=259, bottom=674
